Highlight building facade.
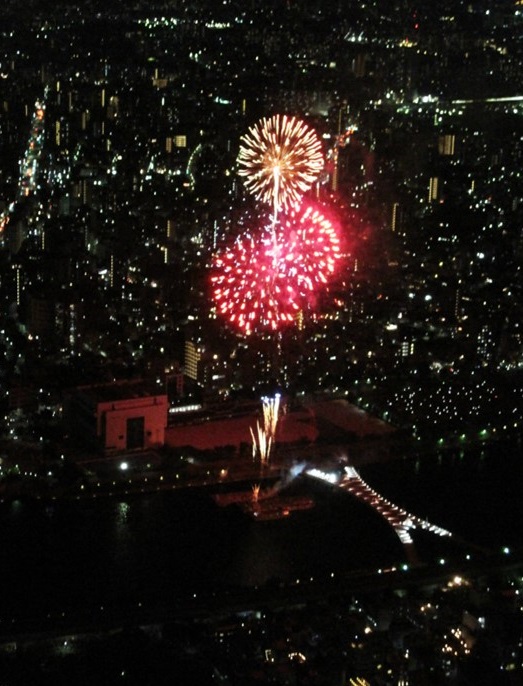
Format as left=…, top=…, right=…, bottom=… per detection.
left=67, top=382, right=168, bottom=454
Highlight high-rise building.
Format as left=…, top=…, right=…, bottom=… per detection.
left=438, top=134, right=456, bottom=156
left=428, top=176, right=439, bottom=202
left=185, top=340, right=204, bottom=382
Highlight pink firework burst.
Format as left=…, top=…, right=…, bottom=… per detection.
left=210, top=203, right=342, bottom=335
left=279, top=202, right=342, bottom=295
left=210, top=230, right=301, bottom=335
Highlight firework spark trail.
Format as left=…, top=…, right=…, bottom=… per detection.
left=250, top=394, right=281, bottom=466
left=237, top=114, right=324, bottom=223
left=251, top=483, right=261, bottom=502
left=262, top=392, right=281, bottom=442
left=250, top=421, right=272, bottom=466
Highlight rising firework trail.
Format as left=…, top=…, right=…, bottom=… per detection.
left=250, top=420, right=272, bottom=466
left=250, top=393, right=281, bottom=467
left=262, top=392, right=281, bottom=443
left=237, top=114, right=324, bottom=224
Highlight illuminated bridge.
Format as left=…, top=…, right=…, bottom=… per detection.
left=306, top=465, right=453, bottom=564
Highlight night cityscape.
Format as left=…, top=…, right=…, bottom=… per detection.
left=0, top=1, right=522, bottom=684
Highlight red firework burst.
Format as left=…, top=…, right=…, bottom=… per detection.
left=210, top=203, right=342, bottom=335
left=210, top=230, right=301, bottom=335
left=279, top=202, right=341, bottom=294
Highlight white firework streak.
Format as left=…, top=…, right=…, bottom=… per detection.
left=250, top=420, right=272, bottom=465
left=237, top=114, right=324, bottom=217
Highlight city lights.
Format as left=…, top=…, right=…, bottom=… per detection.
left=0, top=3, right=522, bottom=683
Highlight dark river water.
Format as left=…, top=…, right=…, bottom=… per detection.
left=0, top=438, right=521, bottom=623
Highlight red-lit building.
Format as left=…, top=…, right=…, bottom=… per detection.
left=66, top=381, right=168, bottom=454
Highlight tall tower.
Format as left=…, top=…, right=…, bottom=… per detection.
left=428, top=176, right=439, bottom=202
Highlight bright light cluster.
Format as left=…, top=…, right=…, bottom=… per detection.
left=250, top=393, right=282, bottom=466
left=211, top=229, right=301, bottom=335
left=237, top=114, right=324, bottom=214
left=279, top=202, right=341, bottom=291
left=210, top=202, right=342, bottom=334
left=262, top=392, right=281, bottom=443
left=211, top=113, right=344, bottom=335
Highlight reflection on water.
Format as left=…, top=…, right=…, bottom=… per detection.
left=234, top=523, right=291, bottom=587
left=116, top=501, right=130, bottom=527
left=0, top=439, right=521, bottom=620
left=111, top=500, right=134, bottom=572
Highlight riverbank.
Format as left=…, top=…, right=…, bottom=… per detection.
left=1, top=423, right=521, bottom=505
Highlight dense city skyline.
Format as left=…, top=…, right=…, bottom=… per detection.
left=0, top=2, right=522, bottom=684
left=1, top=0, right=521, bottom=444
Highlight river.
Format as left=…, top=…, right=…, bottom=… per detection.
left=0, top=437, right=521, bottom=626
